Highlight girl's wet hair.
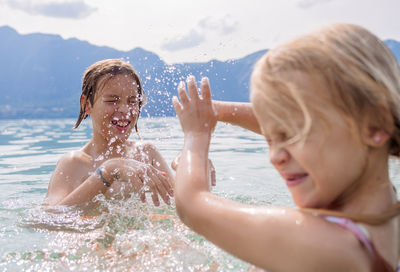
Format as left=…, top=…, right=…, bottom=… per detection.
left=251, top=23, right=400, bottom=156
left=250, top=23, right=400, bottom=224
left=73, top=59, right=146, bottom=131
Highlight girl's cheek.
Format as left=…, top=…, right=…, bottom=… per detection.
left=130, top=106, right=140, bottom=116
left=104, top=104, right=117, bottom=113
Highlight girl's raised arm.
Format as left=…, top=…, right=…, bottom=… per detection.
left=213, top=100, right=261, bottom=134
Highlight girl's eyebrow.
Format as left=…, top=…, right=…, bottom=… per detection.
left=103, top=94, right=138, bottom=100
left=103, top=94, right=120, bottom=98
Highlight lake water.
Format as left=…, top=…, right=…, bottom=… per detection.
left=0, top=117, right=398, bottom=271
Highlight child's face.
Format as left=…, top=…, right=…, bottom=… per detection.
left=89, top=74, right=141, bottom=144
left=254, top=73, right=369, bottom=208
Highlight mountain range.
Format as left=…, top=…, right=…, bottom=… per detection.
left=0, top=25, right=399, bottom=119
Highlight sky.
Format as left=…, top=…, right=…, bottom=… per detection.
left=0, top=0, right=399, bottom=64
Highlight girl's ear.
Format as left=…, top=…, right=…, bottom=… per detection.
left=363, top=126, right=390, bottom=147
left=80, top=95, right=91, bottom=115
left=360, top=110, right=393, bottom=147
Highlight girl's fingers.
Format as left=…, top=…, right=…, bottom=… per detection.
left=146, top=167, right=172, bottom=205
left=211, top=173, right=216, bottom=186
left=171, top=155, right=179, bottom=171
left=138, top=176, right=147, bottom=202
left=201, top=77, right=212, bottom=101
left=159, top=173, right=174, bottom=196
left=140, top=191, right=146, bottom=203
left=150, top=188, right=160, bottom=206
left=209, top=159, right=216, bottom=186
left=151, top=174, right=171, bottom=205
left=178, top=81, right=189, bottom=104
left=172, top=96, right=182, bottom=115
left=187, top=76, right=199, bottom=101
left=142, top=174, right=160, bottom=206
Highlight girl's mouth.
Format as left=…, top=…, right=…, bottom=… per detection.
left=111, top=119, right=131, bottom=131
left=283, top=173, right=308, bottom=187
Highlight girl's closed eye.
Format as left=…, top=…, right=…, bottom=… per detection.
left=267, top=131, right=290, bottom=146
left=104, top=97, right=120, bottom=105
left=276, top=132, right=288, bottom=142
left=128, top=98, right=139, bottom=105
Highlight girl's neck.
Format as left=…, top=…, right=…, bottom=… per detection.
left=331, top=152, right=396, bottom=215
left=86, top=134, right=133, bottom=160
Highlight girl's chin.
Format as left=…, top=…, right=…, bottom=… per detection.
left=105, top=133, right=130, bottom=144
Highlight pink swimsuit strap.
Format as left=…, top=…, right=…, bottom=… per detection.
left=323, top=215, right=375, bottom=256
left=321, top=215, right=397, bottom=272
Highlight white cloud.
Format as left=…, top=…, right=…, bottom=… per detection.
left=0, top=0, right=399, bottom=63
left=3, top=0, right=97, bottom=19
left=296, top=0, right=333, bottom=9
left=199, top=15, right=238, bottom=35
left=161, top=29, right=205, bottom=52
left=160, top=15, right=238, bottom=53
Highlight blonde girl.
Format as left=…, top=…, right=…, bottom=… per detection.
left=172, top=24, right=400, bottom=271
left=45, top=59, right=173, bottom=206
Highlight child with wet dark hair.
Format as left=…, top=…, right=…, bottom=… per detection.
left=45, top=59, right=173, bottom=206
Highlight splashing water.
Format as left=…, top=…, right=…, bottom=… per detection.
left=9, top=196, right=251, bottom=272
left=0, top=118, right=279, bottom=271
left=3, top=190, right=263, bottom=272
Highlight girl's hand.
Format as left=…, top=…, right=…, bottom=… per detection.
left=102, top=159, right=173, bottom=206
left=130, top=163, right=173, bottom=206
left=172, top=76, right=218, bottom=137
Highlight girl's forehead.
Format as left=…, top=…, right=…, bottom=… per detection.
left=97, top=74, right=139, bottom=97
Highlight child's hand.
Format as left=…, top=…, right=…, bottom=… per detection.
left=102, top=159, right=173, bottom=206
left=172, top=76, right=218, bottom=137
left=171, top=153, right=216, bottom=186
left=134, top=164, right=173, bottom=206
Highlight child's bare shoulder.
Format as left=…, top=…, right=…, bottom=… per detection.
left=56, top=149, right=93, bottom=169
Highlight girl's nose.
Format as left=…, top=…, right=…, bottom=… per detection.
left=269, top=146, right=290, bottom=166
left=117, top=103, right=130, bottom=113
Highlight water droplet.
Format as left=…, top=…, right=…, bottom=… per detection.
left=95, top=155, right=104, bottom=161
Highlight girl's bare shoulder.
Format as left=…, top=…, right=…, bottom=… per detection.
left=56, top=149, right=94, bottom=170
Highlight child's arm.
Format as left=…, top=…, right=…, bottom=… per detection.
left=45, top=156, right=173, bottom=206
left=213, top=100, right=261, bottom=134
left=172, top=77, right=370, bottom=272
left=171, top=153, right=216, bottom=186
left=44, top=153, right=93, bottom=206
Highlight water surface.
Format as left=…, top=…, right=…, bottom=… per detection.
left=0, top=117, right=397, bottom=271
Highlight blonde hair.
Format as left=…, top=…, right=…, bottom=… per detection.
left=250, top=23, right=400, bottom=224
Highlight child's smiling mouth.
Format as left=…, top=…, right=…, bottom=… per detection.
left=111, top=119, right=131, bottom=130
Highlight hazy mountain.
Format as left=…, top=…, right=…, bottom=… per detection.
left=0, top=25, right=399, bottom=119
